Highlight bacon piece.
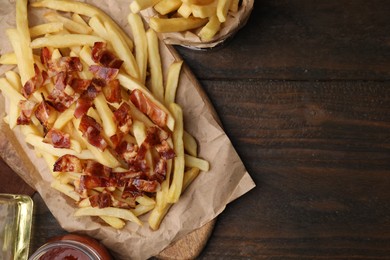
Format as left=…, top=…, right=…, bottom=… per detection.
left=47, top=56, right=83, bottom=77
left=92, top=42, right=123, bottom=69
left=153, top=158, right=167, bottom=182
left=89, top=65, right=119, bottom=81
left=48, top=72, right=79, bottom=112
left=122, top=183, right=143, bottom=199
left=35, top=99, right=57, bottom=132
left=40, top=47, right=51, bottom=66
left=113, top=102, right=132, bottom=135
left=89, top=191, right=112, bottom=208
left=70, top=78, right=91, bottom=94
left=74, top=82, right=101, bottom=118
left=130, top=89, right=167, bottom=128
left=103, top=79, right=121, bottom=103
left=155, top=140, right=175, bottom=160
left=22, top=64, right=48, bottom=98
left=132, top=179, right=159, bottom=193
left=43, top=128, right=71, bottom=149
left=84, top=160, right=111, bottom=178
left=78, top=115, right=107, bottom=151
left=79, top=175, right=104, bottom=190
left=17, top=100, right=37, bottom=125
left=53, top=154, right=83, bottom=172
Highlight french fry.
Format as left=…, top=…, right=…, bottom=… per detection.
left=52, top=103, right=76, bottom=130
left=154, top=0, right=182, bottom=15
left=182, top=0, right=215, bottom=4
left=0, top=77, right=26, bottom=104
left=184, top=154, right=209, bottom=172
left=192, top=2, right=217, bottom=18
left=88, top=16, right=109, bottom=41
left=72, top=13, right=89, bottom=27
left=177, top=3, right=192, bottom=18
left=99, top=216, right=126, bottom=229
left=183, top=130, right=197, bottom=157
left=6, top=29, right=33, bottom=85
left=183, top=167, right=200, bottom=190
left=31, top=34, right=105, bottom=49
left=74, top=207, right=142, bottom=226
left=217, top=0, right=233, bottom=23
left=104, top=21, right=140, bottom=80
left=130, top=0, right=162, bottom=13
left=149, top=17, right=208, bottom=33
left=128, top=13, right=148, bottom=84
left=164, top=60, right=183, bottom=105
left=131, top=204, right=155, bottom=217
left=44, top=12, right=92, bottom=34
left=29, top=22, right=64, bottom=38
left=5, top=71, right=22, bottom=93
left=167, top=103, right=185, bottom=203
left=198, top=15, right=221, bottom=41
left=93, top=93, right=117, bottom=137
left=25, top=133, right=94, bottom=159
left=15, top=0, right=35, bottom=85
left=31, top=0, right=134, bottom=50
left=146, top=29, right=164, bottom=102
left=51, top=180, right=81, bottom=201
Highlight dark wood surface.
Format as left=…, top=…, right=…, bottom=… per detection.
left=2, top=0, right=390, bottom=259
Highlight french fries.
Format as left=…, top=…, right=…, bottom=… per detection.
left=133, top=0, right=242, bottom=41
left=0, top=0, right=209, bottom=231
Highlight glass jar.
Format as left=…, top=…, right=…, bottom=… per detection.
left=0, top=194, right=33, bottom=260
left=28, top=234, right=113, bottom=260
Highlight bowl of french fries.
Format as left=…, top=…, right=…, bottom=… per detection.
left=132, top=0, right=254, bottom=49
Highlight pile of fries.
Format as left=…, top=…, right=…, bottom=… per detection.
left=131, top=0, right=241, bottom=41
left=0, top=0, right=209, bottom=230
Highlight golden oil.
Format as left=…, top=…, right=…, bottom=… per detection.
left=0, top=194, right=33, bottom=260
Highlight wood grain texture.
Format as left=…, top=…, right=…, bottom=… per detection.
left=176, top=0, right=390, bottom=81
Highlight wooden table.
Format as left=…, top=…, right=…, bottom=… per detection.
left=2, top=0, right=390, bottom=258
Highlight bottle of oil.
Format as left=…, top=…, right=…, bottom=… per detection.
left=0, top=194, right=33, bottom=260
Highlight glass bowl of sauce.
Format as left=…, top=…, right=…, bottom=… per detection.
left=28, top=234, right=112, bottom=260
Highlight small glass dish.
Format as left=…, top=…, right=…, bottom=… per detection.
left=0, top=194, right=33, bottom=260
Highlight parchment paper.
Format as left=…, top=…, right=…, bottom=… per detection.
left=0, top=1, right=256, bottom=259
left=141, top=0, right=254, bottom=49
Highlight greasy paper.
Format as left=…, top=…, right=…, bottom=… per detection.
left=141, top=0, right=254, bottom=49
left=0, top=1, right=256, bottom=259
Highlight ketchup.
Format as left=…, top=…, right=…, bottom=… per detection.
left=29, top=234, right=112, bottom=260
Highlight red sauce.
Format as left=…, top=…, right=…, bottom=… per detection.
left=29, top=233, right=113, bottom=260
left=39, top=246, right=90, bottom=260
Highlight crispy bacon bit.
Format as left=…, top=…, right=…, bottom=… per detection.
left=53, top=154, right=83, bottom=172
left=132, top=179, right=159, bottom=193
left=22, top=64, right=48, bottom=98
left=92, top=42, right=123, bottom=69
left=74, top=82, right=102, bottom=118
left=89, top=191, right=112, bottom=208
left=40, top=47, right=51, bottom=66
left=103, top=79, right=121, bottom=103
left=113, top=102, right=132, bottom=135
left=35, top=99, right=56, bottom=132
left=130, top=89, right=167, bottom=127
left=89, top=65, right=119, bottom=81
left=122, top=183, right=143, bottom=199
left=70, top=78, right=91, bottom=94
left=79, top=115, right=107, bottom=151
left=48, top=72, right=79, bottom=112
left=17, top=100, right=36, bottom=125
left=84, top=160, right=111, bottom=178
left=155, top=140, right=175, bottom=160
left=115, top=141, right=138, bottom=163
left=79, top=175, right=104, bottom=190
left=47, top=56, right=83, bottom=76
left=43, top=128, right=71, bottom=148
left=153, top=158, right=167, bottom=182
